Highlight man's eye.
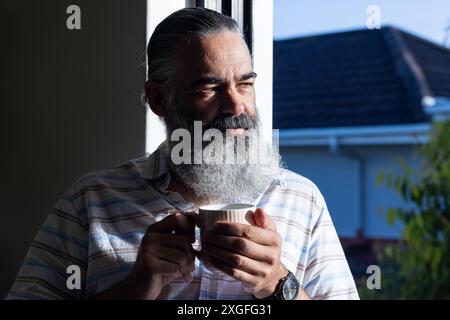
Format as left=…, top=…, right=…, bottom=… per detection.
left=239, top=82, right=254, bottom=88
left=198, top=87, right=217, bottom=95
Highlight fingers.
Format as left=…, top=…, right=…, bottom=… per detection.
left=211, top=221, right=281, bottom=247
left=140, top=235, right=196, bottom=283
left=147, top=213, right=196, bottom=240
left=142, top=233, right=196, bottom=253
left=153, top=246, right=195, bottom=268
left=139, top=230, right=197, bottom=282
left=253, top=208, right=277, bottom=231
left=203, top=232, right=277, bottom=263
left=203, top=243, right=271, bottom=277
left=152, top=259, right=182, bottom=275
left=132, top=212, right=200, bottom=292
left=198, top=210, right=282, bottom=296
left=205, top=254, right=258, bottom=288
left=153, top=246, right=195, bottom=276
left=152, top=259, right=194, bottom=283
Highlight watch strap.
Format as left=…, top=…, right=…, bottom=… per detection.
left=256, top=270, right=297, bottom=300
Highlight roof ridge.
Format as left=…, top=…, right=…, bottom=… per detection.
left=274, top=26, right=450, bottom=55
left=381, top=27, right=431, bottom=116
left=273, top=27, right=380, bottom=43
left=393, top=27, right=450, bottom=55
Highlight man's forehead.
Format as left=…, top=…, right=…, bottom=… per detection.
left=175, top=32, right=253, bottom=80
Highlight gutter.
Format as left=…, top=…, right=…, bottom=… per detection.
left=278, top=123, right=431, bottom=148
left=423, top=96, right=450, bottom=121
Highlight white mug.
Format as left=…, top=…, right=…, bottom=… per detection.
left=198, top=203, right=255, bottom=272
left=198, top=203, right=256, bottom=233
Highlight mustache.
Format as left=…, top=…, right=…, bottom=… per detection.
left=203, top=113, right=259, bottom=132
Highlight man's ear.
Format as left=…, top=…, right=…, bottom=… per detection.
left=144, top=81, right=166, bottom=117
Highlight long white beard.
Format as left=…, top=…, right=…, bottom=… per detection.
left=163, top=96, right=282, bottom=204
left=167, top=141, right=282, bottom=203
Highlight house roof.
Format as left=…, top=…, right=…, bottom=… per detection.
left=273, top=26, right=450, bottom=129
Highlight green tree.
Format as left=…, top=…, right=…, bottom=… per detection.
left=359, top=121, right=450, bottom=299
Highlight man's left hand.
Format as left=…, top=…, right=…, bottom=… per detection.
left=199, top=208, right=289, bottom=299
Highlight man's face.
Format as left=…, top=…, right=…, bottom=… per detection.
left=160, top=31, right=280, bottom=203
left=172, top=31, right=256, bottom=132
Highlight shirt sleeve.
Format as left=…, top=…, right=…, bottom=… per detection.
left=6, top=193, right=88, bottom=300
left=302, top=201, right=360, bottom=300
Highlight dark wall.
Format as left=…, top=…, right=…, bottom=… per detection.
left=0, top=0, right=147, bottom=297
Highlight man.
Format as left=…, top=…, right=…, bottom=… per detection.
left=7, top=8, right=359, bottom=300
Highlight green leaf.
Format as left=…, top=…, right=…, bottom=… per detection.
left=376, top=171, right=384, bottom=186
left=387, top=208, right=397, bottom=226
left=411, top=185, right=421, bottom=202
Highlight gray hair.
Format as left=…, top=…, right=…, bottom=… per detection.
left=146, top=7, right=243, bottom=105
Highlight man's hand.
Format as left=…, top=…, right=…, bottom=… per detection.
left=126, top=213, right=196, bottom=299
left=91, top=212, right=197, bottom=300
left=199, top=208, right=289, bottom=299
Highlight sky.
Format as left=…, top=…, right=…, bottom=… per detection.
left=273, top=0, right=450, bottom=46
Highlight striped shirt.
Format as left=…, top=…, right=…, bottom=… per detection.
left=7, top=143, right=359, bottom=300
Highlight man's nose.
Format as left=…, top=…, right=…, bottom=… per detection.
left=220, top=87, right=245, bottom=116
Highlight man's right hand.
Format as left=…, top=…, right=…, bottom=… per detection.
left=129, top=212, right=197, bottom=299
left=92, top=212, right=197, bottom=300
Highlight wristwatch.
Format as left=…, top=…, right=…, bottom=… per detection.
left=261, top=270, right=300, bottom=300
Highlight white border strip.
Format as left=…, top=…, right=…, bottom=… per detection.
left=145, top=0, right=186, bottom=154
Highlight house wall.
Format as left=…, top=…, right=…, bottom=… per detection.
left=0, top=0, right=147, bottom=298
left=280, top=145, right=421, bottom=239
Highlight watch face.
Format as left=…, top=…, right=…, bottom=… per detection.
left=282, top=276, right=299, bottom=300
